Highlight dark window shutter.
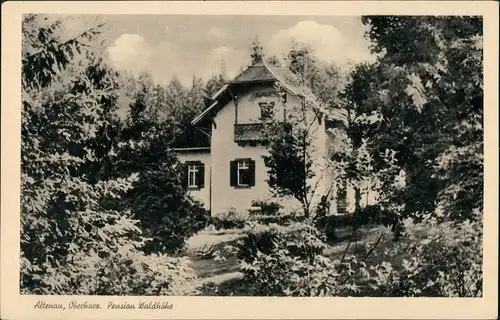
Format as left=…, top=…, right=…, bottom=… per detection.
left=198, top=162, right=205, bottom=189
left=230, top=160, right=237, bottom=186
left=249, top=159, right=256, bottom=187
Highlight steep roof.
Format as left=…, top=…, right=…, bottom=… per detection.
left=191, top=58, right=307, bottom=125
left=228, top=61, right=304, bottom=96
left=230, top=65, right=275, bottom=83
left=266, top=66, right=303, bottom=96
left=191, top=57, right=347, bottom=126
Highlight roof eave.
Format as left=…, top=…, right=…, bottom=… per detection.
left=191, top=100, right=218, bottom=126
left=211, top=83, right=229, bottom=101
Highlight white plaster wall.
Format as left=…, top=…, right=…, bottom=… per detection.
left=211, top=86, right=286, bottom=215
left=235, top=85, right=285, bottom=123
left=176, top=152, right=211, bottom=210
left=208, top=84, right=378, bottom=216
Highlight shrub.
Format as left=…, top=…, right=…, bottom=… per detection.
left=21, top=209, right=201, bottom=296
left=86, top=246, right=200, bottom=296
left=232, top=209, right=483, bottom=297
left=122, top=158, right=211, bottom=255
left=236, top=226, right=276, bottom=263
left=364, top=212, right=483, bottom=297
left=210, top=209, right=246, bottom=230
left=238, top=221, right=360, bottom=296
left=314, top=205, right=402, bottom=242
left=250, top=200, right=282, bottom=216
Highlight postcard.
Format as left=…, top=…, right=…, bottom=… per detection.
left=1, top=1, right=498, bottom=319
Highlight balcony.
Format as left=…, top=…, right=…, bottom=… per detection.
left=234, top=123, right=267, bottom=144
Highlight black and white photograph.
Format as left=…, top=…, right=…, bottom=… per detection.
left=1, top=1, right=498, bottom=319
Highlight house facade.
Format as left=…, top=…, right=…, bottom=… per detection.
left=174, top=58, right=370, bottom=216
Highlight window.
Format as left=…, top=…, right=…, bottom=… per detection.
left=184, top=161, right=205, bottom=189
left=259, top=101, right=275, bottom=120
left=188, top=164, right=198, bottom=188
left=230, top=159, right=255, bottom=188
left=237, top=160, right=250, bottom=186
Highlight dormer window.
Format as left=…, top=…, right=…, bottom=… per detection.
left=259, top=101, right=275, bottom=121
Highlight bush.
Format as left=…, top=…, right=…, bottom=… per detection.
left=250, top=200, right=282, bottom=216
left=238, top=221, right=357, bottom=296
left=314, top=205, right=402, bottom=242
left=210, top=209, right=246, bottom=230
left=236, top=226, right=276, bottom=264
left=21, top=210, right=201, bottom=296
left=230, top=209, right=483, bottom=297
left=363, top=212, right=483, bottom=297
left=115, top=138, right=211, bottom=255
left=86, top=247, right=200, bottom=296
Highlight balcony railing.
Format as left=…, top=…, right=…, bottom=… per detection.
left=234, top=123, right=267, bottom=143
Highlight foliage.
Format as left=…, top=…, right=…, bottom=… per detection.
left=250, top=199, right=282, bottom=216
left=19, top=15, right=484, bottom=298
left=210, top=209, right=247, bottom=230
left=365, top=212, right=483, bottom=297
left=261, top=41, right=349, bottom=218
left=238, top=222, right=327, bottom=295
left=342, top=16, right=484, bottom=222
left=20, top=14, right=199, bottom=295
left=232, top=209, right=482, bottom=297
left=236, top=220, right=384, bottom=296
left=112, top=76, right=210, bottom=254
left=249, top=35, right=264, bottom=65
left=248, top=16, right=484, bottom=297
left=262, top=120, right=315, bottom=217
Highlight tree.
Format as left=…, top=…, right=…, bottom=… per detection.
left=20, top=14, right=199, bottom=295
left=338, top=63, right=382, bottom=212
left=249, top=35, right=264, bottom=65
left=266, top=55, right=282, bottom=67
left=229, top=16, right=483, bottom=298
left=260, top=42, right=350, bottom=218
left=353, top=16, right=483, bottom=221
left=261, top=81, right=342, bottom=218
left=284, top=41, right=321, bottom=88
left=113, top=73, right=210, bottom=254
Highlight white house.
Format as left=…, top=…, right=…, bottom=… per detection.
left=174, top=57, right=369, bottom=216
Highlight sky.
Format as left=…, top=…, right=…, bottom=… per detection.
left=57, top=15, right=375, bottom=87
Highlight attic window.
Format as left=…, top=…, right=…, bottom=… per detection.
left=259, top=101, right=275, bottom=120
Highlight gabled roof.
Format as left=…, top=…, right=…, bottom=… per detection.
left=191, top=58, right=306, bottom=126
left=266, top=65, right=303, bottom=97
left=191, top=57, right=348, bottom=127
left=230, top=65, right=275, bottom=83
